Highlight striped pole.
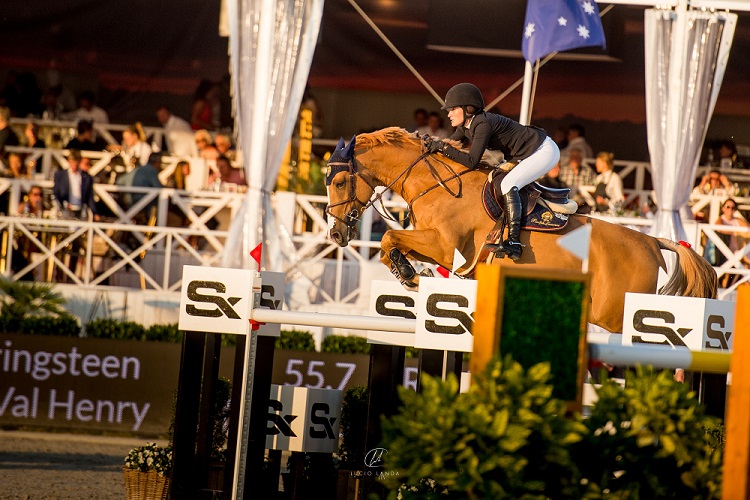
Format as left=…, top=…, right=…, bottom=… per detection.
left=588, top=343, right=730, bottom=374
left=251, top=308, right=732, bottom=373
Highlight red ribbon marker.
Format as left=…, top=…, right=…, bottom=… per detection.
left=249, top=243, right=265, bottom=329
left=678, top=240, right=692, bottom=249
left=250, top=243, right=263, bottom=272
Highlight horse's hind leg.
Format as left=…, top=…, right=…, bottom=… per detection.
left=380, top=229, right=454, bottom=289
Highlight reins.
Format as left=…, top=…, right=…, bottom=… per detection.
left=326, top=142, right=472, bottom=228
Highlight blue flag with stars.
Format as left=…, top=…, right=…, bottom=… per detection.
left=522, top=0, right=606, bottom=62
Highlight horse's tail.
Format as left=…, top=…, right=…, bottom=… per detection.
left=657, top=238, right=718, bottom=299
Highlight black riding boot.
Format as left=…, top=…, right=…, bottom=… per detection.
left=500, top=186, right=523, bottom=261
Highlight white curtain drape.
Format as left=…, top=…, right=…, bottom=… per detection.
left=222, top=0, right=324, bottom=270
left=645, top=6, right=736, bottom=241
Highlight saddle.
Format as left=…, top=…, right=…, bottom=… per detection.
left=481, top=169, right=578, bottom=250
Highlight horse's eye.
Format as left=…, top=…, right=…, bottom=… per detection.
left=335, top=180, right=346, bottom=189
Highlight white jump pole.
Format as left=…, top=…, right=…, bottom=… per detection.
left=251, top=308, right=415, bottom=333
left=250, top=309, right=732, bottom=373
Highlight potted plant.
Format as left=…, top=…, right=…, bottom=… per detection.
left=123, top=442, right=173, bottom=500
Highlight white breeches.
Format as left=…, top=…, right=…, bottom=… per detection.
left=500, top=136, right=560, bottom=194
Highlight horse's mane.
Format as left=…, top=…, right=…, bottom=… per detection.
left=355, top=127, right=419, bottom=149
left=355, top=126, right=499, bottom=169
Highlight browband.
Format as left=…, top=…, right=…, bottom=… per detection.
left=325, top=160, right=356, bottom=186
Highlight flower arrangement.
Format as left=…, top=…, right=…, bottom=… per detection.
left=124, top=442, right=173, bottom=476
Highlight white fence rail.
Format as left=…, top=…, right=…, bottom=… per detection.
left=1, top=164, right=748, bottom=307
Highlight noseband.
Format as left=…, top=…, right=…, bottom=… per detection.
left=325, top=159, right=372, bottom=230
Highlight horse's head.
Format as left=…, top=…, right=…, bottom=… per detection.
left=325, top=135, right=375, bottom=246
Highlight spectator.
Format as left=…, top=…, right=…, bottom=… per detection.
left=3, top=152, right=27, bottom=179
left=417, top=111, right=450, bottom=139
left=560, top=123, right=593, bottom=164
left=65, top=120, right=107, bottom=151
left=191, top=80, right=218, bottom=131
left=694, top=169, right=732, bottom=196
left=0, top=106, right=19, bottom=153
left=705, top=198, right=750, bottom=287
left=156, top=105, right=196, bottom=156
left=214, top=133, right=235, bottom=160
left=131, top=152, right=164, bottom=214
left=68, top=91, right=109, bottom=124
left=194, top=129, right=218, bottom=160
left=79, top=156, right=94, bottom=175
left=24, top=122, right=44, bottom=148
left=107, top=122, right=152, bottom=168
left=40, top=87, right=66, bottom=120
left=538, top=162, right=567, bottom=189
left=593, top=152, right=624, bottom=213
left=717, top=140, right=745, bottom=170
left=410, top=108, right=428, bottom=132
left=552, top=125, right=569, bottom=149
left=53, top=149, right=99, bottom=220
left=166, top=160, right=191, bottom=190
left=215, top=155, right=246, bottom=189
left=17, top=185, right=44, bottom=216
left=166, top=161, right=191, bottom=228
left=559, top=149, right=596, bottom=212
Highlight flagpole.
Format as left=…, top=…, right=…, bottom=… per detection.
left=519, top=60, right=534, bottom=125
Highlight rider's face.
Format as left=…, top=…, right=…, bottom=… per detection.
left=447, top=107, right=465, bottom=128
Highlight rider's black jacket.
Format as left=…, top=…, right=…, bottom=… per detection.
left=443, top=112, right=547, bottom=168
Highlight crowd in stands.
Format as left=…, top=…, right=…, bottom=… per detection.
left=0, top=75, right=747, bottom=265
left=0, top=71, right=249, bottom=218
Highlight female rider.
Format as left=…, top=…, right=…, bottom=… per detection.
left=424, top=83, right=560, bottom=260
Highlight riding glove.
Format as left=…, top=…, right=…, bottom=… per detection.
left=424, top=136, right=445, bottom=154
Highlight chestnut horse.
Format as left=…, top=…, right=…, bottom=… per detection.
left=325, top=128, right=717, bottom=333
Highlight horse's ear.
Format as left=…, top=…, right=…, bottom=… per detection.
left=342, top=135, right=357, bottom=160
left=335, top=138, right=345, bottom=151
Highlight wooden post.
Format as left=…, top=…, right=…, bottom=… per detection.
left=243, top=335, right=276, bottom=496
left=170, top=331, right=207, bottom=498
left=416, top=349, right=443, bottom=392
left=363, top=344, right=405, bottom=500
left=417, top=349, right=462, bottom=392
left=722, top=283, right=750, bottom=500
left=196, top=333, right=221, bottom=490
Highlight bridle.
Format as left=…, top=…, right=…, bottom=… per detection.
left=325, top=140, right=474, bottom=231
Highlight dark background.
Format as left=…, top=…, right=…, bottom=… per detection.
left=1, top=1, right=748, bottom=159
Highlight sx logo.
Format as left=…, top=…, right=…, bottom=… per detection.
left=267, top=401, right=338, bottom=439
left=260, top=284, right=281, bottom=310
left=425, top=293, right=474, bottom=335
left=185, top=281, right=241, bottom=318
left=267, top=400, right=297, bottom=437
left=632, top=310, right=690, bottom=347
left=632, top=310, right=733, bottom=350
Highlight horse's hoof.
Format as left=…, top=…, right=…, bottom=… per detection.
left=390, top=249, right=416, bottom=280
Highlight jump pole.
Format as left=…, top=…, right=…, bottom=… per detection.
left=250, top=308, right=732, bottom=373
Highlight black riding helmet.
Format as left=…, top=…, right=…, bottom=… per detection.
left=440, top=83, right=485, bottom=113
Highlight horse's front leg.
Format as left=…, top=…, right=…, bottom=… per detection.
left=380, top=228, right=453, bottom=290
